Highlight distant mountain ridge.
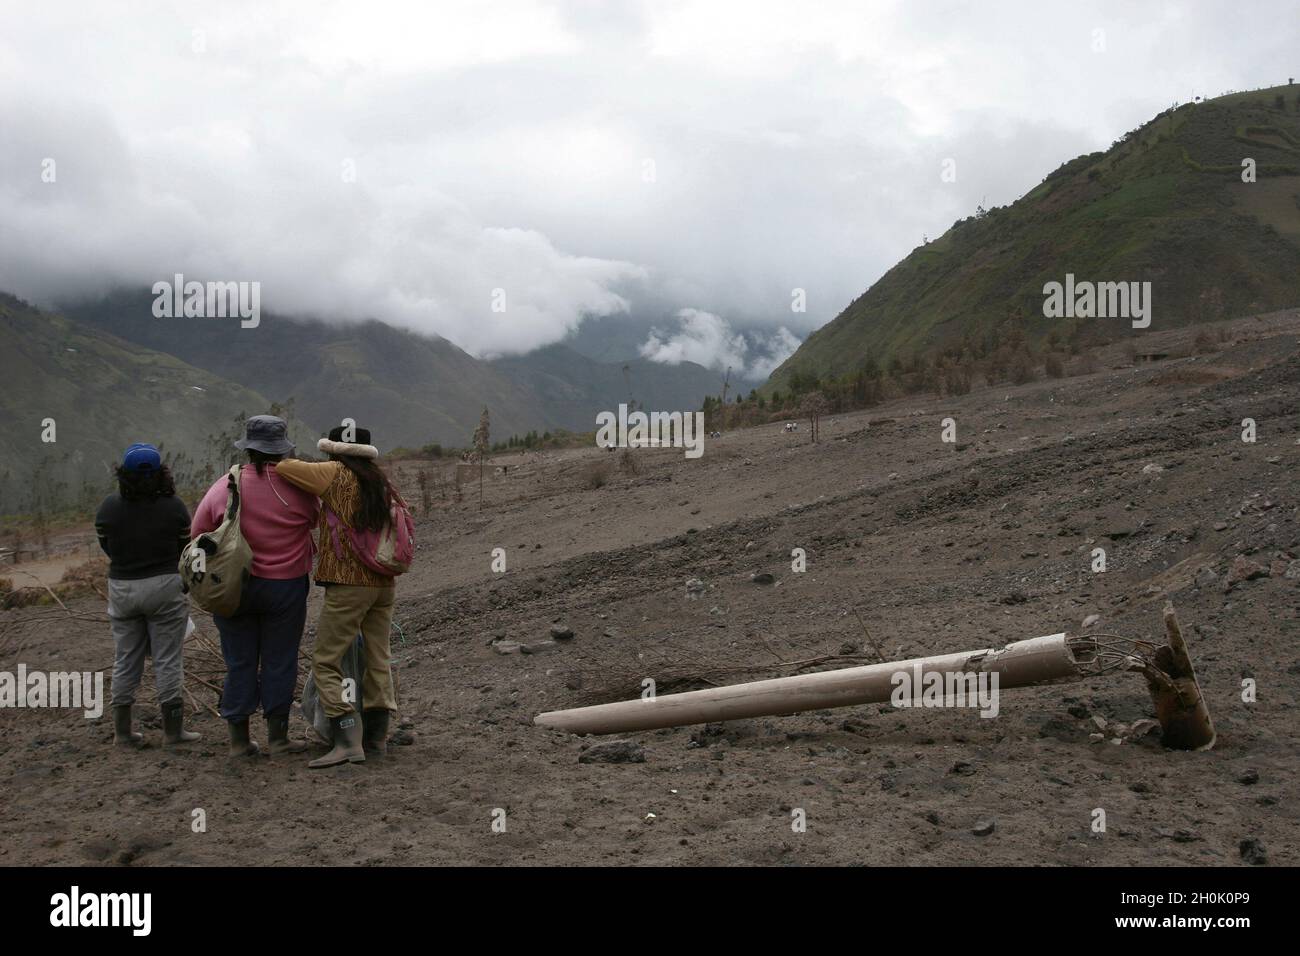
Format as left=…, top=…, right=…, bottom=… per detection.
left=59, top=290, right=732, bottom=451
left=0, top=293, right=317, bottom=514
left=769, top=82, right=1300, bottom=389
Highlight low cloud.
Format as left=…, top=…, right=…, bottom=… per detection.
left=1, top=1, right=1294, bottom=361
left=639, top=308, right=800, bottom=380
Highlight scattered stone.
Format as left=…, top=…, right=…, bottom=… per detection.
left=579, top=740, right=646, bottom=764
left=972, top=820, right=995, bottom=836
left=1141, top=463, right=1164, bottom=475
left=685, top=578, right=705, bottom=599
left=1082, top=613, right=1101, bottom=628
left=390, top=729, right=415, bottom=746
left=1213, top=521, right=1229, bottom=532
left=1126, top=719, right=1161, bottom=742
left=520, top=641, right=557, bottom=655
left=492, top=641, right=523, bottom=655
left=750, top=572, right=776, bottom=585
left=1239, top=838, right=1268, bottom=865
left=1226, top=556, right=1268, bottom=587
left=549, top=624, right=575, bottom=641
left=1195, top=567, right=1218, bottom=587
left=949, top=761, right=977, bottom=776
left=1238, top=768, right=1260, bottom=785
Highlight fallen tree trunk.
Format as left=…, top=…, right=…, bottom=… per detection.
left=536, top=632, right=1080, bottom=736
left=535, top=606, right=1215, bottom=750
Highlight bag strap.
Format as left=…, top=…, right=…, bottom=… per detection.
left=223, top=464, right=245, bottom=541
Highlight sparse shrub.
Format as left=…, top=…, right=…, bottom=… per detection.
left=1010, top=353, right=1037, bottom=385
left=1045, top=353, right=1065, bottom=378
left=939, top=358, right=973, bottom=395
left=416, top=469, right=432, bottom=515
left=619, top=448, right=639, bottom=475
left=584, top=461, right=610, bottom=489
left=1193, top=329, right=1216, bottom=354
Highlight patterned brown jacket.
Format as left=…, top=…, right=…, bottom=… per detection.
left=275, top=459, right=394, bottom=589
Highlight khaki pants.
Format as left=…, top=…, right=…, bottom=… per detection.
left=313, top=584, right=397, bottom=717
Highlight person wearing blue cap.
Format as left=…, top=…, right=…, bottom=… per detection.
left=94, top=443, right=200, bottom=748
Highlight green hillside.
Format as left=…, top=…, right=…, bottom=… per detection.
left=769, top=82, right=1300, bottom=390
left=0, top=294, right=316, bottom=515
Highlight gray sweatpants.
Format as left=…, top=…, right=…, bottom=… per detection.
left=108, top=573, right=188, bottom=707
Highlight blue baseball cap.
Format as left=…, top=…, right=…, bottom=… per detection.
left=122, top=442, right=161, bottom=472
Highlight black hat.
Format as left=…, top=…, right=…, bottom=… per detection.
left=328, top=424, right=372, bottom=445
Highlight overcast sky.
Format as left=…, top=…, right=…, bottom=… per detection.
left=1, top=0, right=1296, bottom=371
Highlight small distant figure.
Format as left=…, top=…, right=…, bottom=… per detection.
left=783, top=421, right=799, bottom=433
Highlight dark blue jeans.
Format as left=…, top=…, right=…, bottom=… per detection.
left=214, top=574, right=309, bottom=721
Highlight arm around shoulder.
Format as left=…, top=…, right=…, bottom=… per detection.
left=274, top=459, right=340, bottom=497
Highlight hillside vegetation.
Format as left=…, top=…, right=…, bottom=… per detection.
left=769, top=82, right=1300, bottom=391
left=0, top=293, right=315, bottom=515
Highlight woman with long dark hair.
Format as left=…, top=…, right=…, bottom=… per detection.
left=276, top=424, right=399, bottom=768
left=191, top=416, right=319, bottom=757
left=95, top=443, right=200, bottom=747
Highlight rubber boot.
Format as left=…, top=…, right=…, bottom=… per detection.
left=308, top=712, right=366, bottom=769
left=113, top=704, right=143, bottom=748
left=362, top=709, right=390, bottom=757
left=266, top=714, right=306, bottom=754
left=161, top=698, right=200, bottom=744
left=227, top=718, right=260, bottom=757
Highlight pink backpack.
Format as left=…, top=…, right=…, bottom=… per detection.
left=324, top=483, right=415, bottom=576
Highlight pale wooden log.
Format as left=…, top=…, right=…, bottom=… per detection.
left=535, top=633, right=1078, bottom=735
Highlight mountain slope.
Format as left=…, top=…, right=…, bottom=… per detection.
left=63, top=291, right=732, bottom=449
left=492, top=343, right=733, bottom=425
left=769, top=82, right=1300, bottom=389
left=0, top=294, right=315, bottom=514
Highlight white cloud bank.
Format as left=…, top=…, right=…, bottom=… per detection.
left=639, top=308, right=801, bottom=380
left=1, top=1, right=1297, bottom=359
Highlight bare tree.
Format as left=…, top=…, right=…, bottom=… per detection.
left=472, top=407, right=490, bottom=508
left=799, top=392, right=829, bottom=444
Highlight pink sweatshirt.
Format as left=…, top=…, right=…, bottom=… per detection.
left=191, top=463, right=320, bottom=579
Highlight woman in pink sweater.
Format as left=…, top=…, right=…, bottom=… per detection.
left=191, top=416, right=319, bottom=757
